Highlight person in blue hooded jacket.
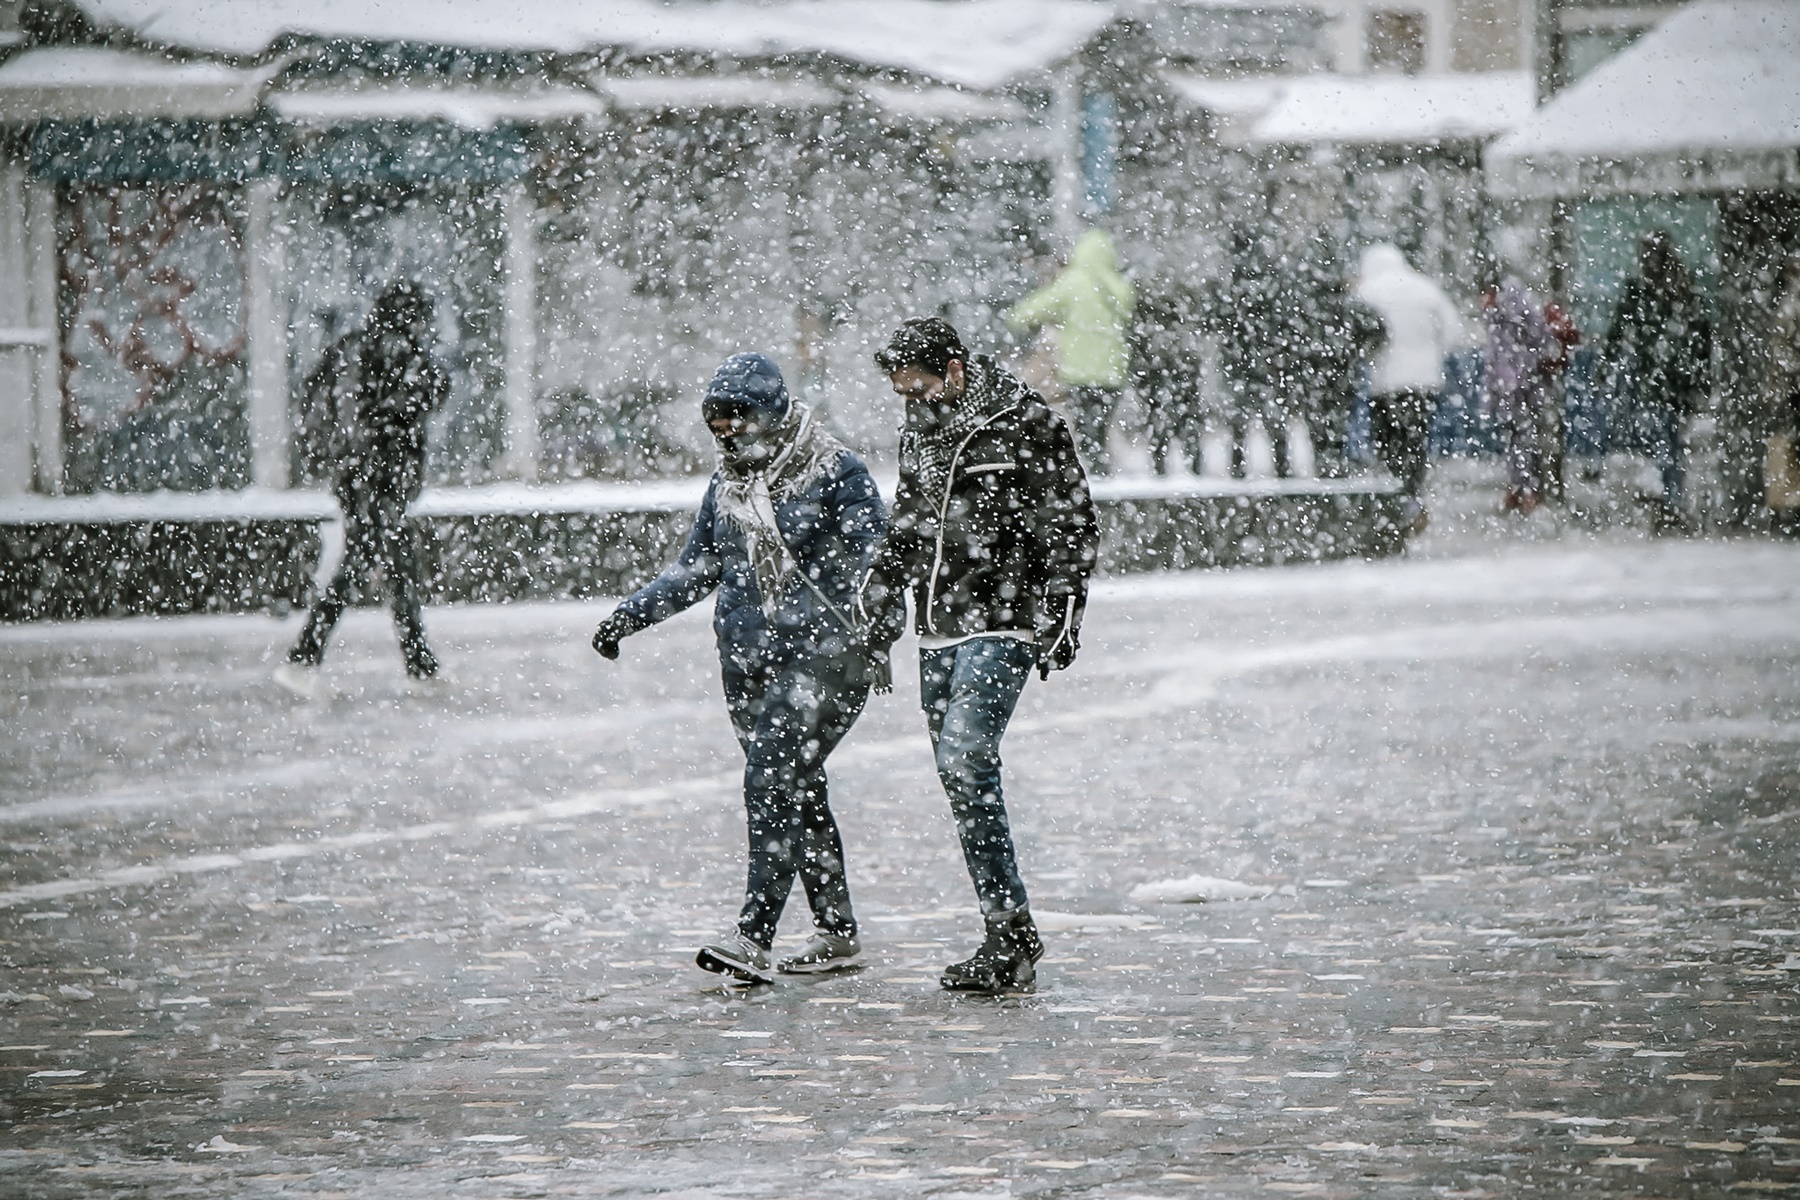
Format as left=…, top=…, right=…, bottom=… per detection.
left=590, top=354, right=887, bottom=985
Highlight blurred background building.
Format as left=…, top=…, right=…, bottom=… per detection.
left=0, top=0, right=1792, bottom=531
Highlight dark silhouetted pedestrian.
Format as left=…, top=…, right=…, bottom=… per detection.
left=277, top=281, right=447, bottom=695
left=1604, top=229, right=1712, bottom=528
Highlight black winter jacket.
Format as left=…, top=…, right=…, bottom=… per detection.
left=865, top=358, right=1098, bottom=646
left=315, top=330, right=448, bottom=510
left=1603, top=277, right=1712, bottom=416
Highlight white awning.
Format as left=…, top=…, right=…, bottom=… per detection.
left=593, top=74, right=840, bottom=113
left=1486, top=0, right=1800, bottom=199
left=270, top=83, right=606, bottom=129
left=1253, top=71, right=1530, bottom=146
left=1165, top=70, right=1530, bottom=147
left=74, top=0, right=1115, bottom=91
left=857, top=82, right=1027, bottom=124
left=0, top=46, right=277, bottom=120
left=1162, top=73, right=1287, bottom=119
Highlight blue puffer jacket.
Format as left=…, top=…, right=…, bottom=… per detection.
left=610, top=450, right=887, bottom=669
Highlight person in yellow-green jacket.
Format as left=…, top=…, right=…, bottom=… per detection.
left=1005, top=229, right=1135, bottom=475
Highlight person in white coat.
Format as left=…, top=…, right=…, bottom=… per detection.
left=1353, top=244, right=1467, bottom=534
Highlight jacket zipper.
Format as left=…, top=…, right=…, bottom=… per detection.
left=924, top=405, right=1019, bottom=635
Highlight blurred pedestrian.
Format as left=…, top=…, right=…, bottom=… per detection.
left=590, top=353, right=887, bottom=985
left=1216, top=230, right=1294, bottom=478
left=862, top=318, right=1098, bottom=994
left=276, top=281, right=447, bottom=696
left=1764, top=250, right=1800, bottom=521
left=1129, top=279, right=1206, bottom=476
left=1603, top=229, right=1712, bottom=529
left=1352, top=244, right=1467, bottom=535
left=1304, top=253, right=1386, bottom=479
left=1005, top=229, right=1135, bottom=475
left=1481, top=273, right=1558, bottom=514
left=1540, top=299, right=1583, bottom=500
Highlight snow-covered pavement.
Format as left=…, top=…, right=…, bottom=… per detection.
left=3, top=528, right=1800, bottom=1197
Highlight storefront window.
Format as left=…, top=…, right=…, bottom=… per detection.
left=1367, top=11, right=1426, bottom=75
left=57, top=184, right=251, bottom=493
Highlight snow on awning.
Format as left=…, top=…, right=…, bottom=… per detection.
left=74, top=0, right=1115, bottom=91
left=650, top=0, right=1113, bottom=92
left=1161, top=72, right=1288, bottom=144
left=1164, top=70, right=1529, bottom=147
left=269, top=84, right=605, bottom=130
left=1162, top=73, right=1287, bottom=119
left=856, top=82, right=1028, bottom=124
left=1486, top=0, right=1800, bottom=199
left=593, top=75, right=839, bottom=113
left=1255, top=72, right=1529, bottom=146
left=0, top=46, right=277, bottom=120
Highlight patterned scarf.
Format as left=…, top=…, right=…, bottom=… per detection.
left=901, top=358, right=1023, bottom=502
left=715, top=401, right=846, bottom=619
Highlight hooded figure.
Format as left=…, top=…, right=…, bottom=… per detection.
left=1355, top=244, right=1465, bottom=397
left=1353, top=244, right=1467, bottom=533
left=277, top=281, right=449, bottom=694
left=1006, top=229, right=1136, bottom=474
left=1769, top=251, right=1800, bottom=435
left=590, top=353, right=887, bottom=985
left=1765, top=251, right=1800, bottom=516
left=1603, top=230, right=1712, bottom=524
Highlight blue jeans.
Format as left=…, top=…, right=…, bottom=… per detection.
left=919, top=637, right=1036, bottom=916
left=723, top=652, right=868, bottom=947
left=1647, top=406, right=1686, bottom=510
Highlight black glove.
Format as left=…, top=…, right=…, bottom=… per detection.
left=855, top=576, right=907, bottom=654
left=855, top=636, right=894, bottom=695
left=1035, top=597, right=1081, bottom=680
left=591, top=613, right=632, bottom=661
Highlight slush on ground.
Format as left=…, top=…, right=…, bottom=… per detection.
left=3, top=515, right=1799, bottom=1198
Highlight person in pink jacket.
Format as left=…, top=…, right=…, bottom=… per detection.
left=1481, top=274, right=1559, bottom=514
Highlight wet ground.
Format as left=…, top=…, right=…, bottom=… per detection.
left=3, top=473, right=1800, bottom=1198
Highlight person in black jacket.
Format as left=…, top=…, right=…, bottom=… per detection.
left=1130, top=279, right=1207, bottom=476
left=861, top=318, right=1099, bottom=993
left=277, top=282, right=448, bottom=694
left=1603, top=229, right=1712, bottom=527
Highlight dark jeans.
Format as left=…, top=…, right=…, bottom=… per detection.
left=289, top=498, right=437, bottom=678
left=1368, top=389, right=1436, bottom=500
left=1496, top=389, right=1546, bottom=497
left=1227, top=408, right=1295, bottom=478
left=1143, top=396, right=1204, bottom=477
left=919, top=636, right=1036, bottom=916
left=1067, top=385, right=1121, bottom=476
left=724, top=653, right=869, bottom=947
left=1314, top=398, right=1354, bottom=479
left=1645, top=405, right=1687, bottom=511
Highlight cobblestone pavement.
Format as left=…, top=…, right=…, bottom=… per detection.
left=3, top=528, right=1800, bottom=1199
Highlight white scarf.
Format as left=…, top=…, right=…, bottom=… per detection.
left=715, top=403, right=846, bottom=620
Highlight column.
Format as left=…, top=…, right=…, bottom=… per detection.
left=1425, top=0, right=1456, bottom=74
left=26, top=178, right=60, bottom=494
left=1049, top=64, right=1083, bottom=249
left=244, top=176, right=291, bottom=489
left=498, top=181, right=539, bottom=482
left=0, top=165, right=35, bottom=496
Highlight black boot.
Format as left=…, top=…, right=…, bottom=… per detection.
left=940, top=909, right=1044, bottom=994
